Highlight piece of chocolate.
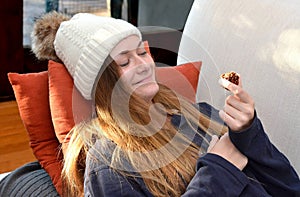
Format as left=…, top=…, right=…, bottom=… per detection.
left=221, top=71, right=239, bottom=86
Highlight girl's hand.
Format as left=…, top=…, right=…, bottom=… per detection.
left=208, top=133, right=248, bottom=171
left=218, top=75, right=255, bottom=132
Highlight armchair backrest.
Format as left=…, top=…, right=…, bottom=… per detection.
left=137, top=0, right=194, bottom=30
left=178, top=0, right=300, bottom=173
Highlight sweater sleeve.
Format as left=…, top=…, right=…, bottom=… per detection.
left=229, top=114, right=300, bottom=196
left=182, top=153, right=250, bottom=196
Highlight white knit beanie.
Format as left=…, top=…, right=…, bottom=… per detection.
left=54, top=13, right=142, bottom=100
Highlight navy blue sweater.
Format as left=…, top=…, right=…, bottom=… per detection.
left=84, top=103, right=300, bottom=196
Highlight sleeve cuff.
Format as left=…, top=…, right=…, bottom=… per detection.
left=229, top=111, right=262, bottom=152
left=199, top=153, right=250, bottom=187
left=197, top=153, right=250, bottom=193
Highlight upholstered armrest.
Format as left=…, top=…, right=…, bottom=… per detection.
left=178, top=0, right=300, bottom=174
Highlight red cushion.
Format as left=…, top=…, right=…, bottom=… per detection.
left=7, top=72, right=63, bottom=196
left=156, top=62, right=201, bottom=103
left=48, top=60, right=92, bottom=155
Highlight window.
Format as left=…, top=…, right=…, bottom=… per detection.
left=23, top=0, right=110, bottom=47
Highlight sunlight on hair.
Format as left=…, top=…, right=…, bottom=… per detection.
left=111, top=74, right=167, bottom=137
left=109, top=75, right=201, bottom=171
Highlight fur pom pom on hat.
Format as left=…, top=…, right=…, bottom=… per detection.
left=31, top=11, right=71, bottom=62
left=32, top=12, right=142, bottom=100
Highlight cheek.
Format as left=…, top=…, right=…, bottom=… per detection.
left=119, top=68, right=134, bottom=86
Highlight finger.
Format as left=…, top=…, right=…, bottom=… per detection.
left=223, top=102, right=241, bottom=119
left=220, top=109, right=252, bottom=131
left=219, top=76, right=252, bottom=103
left=238, top=75, right=243, bottom=88
left=219, top=110, right=240, bottom=131
left=232, top=87, right=253, bottom=104
left=207, top=135, right=219, bottom=152
left=225, top=101, right=254, bottom=126
left=226, top=95, right=251, bottom=113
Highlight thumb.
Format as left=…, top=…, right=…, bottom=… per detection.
left=207, top=135, right=219, bottom=152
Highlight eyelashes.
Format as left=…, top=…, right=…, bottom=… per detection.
left=119, top=51, right=148, bottom=67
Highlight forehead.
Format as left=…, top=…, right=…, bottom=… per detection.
left=110, top=35, right=143, bottom=58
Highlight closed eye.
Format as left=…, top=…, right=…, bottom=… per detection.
left=120, top=61, right=129, bottom=67
left=138, top=51, right=147, bottom=56
left=119, top=49, right=147, bottom=67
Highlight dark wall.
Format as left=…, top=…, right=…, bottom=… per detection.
left=0, top=1, right=24, bottom=101
left=0, top=2, right=47, bottom=102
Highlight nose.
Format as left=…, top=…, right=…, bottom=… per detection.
left=134, top=54, right=150, bottom=74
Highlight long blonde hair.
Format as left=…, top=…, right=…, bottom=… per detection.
left=62, top=58, right=227, bottom=197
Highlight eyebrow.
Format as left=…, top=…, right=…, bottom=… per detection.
left=119, top=41, right=143, bottom=55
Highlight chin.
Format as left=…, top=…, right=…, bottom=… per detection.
left=135, top=82, right=159, bottom=101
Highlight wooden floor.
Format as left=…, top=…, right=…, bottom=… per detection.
left=0, top=100, right=36, bottom=173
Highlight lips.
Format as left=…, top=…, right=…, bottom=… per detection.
left=134, top=76, right=153, bottom=85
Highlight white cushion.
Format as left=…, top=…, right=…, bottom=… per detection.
left=178, top=0, right=300, bottom=173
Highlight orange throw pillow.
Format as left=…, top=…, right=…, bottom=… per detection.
left=156, top=62, right=201, bottom=103
left=48, top=60, right=92, bottom=155
left=7, top=72, right=63, bottom=196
